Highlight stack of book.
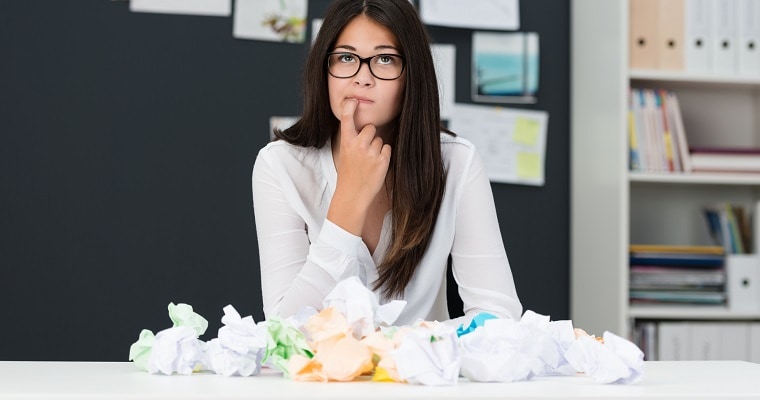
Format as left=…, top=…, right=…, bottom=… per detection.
left=629, top=244, right=726, bottom=306
left=690, top=147, right=760, bottom=174
left=628, top=88, right=691, bottom=173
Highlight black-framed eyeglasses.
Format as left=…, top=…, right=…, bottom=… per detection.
left=327, top=52, right=405, bottom=80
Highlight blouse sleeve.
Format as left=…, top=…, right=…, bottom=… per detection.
left=252, top=148, right=362, bottom=319
left=450, top=146, right=523, bottom=321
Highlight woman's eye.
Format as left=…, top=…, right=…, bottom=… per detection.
left=377, top=55, right=393, bottom=64
left=339, top=54, right=355, bottom=63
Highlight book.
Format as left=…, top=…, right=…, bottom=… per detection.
left=629, top=253, right=724, bottom=267
left=690, top=147, right=760, bottom=173
left=629, top=244, right=724, bottom=254
left=657, top=90, right=676, bottom=171
left=733, top=206, right=752, bottom=253
left=628, top=89, right=692, bottom=173
left=646, top=89, right=666, bottom=171
left=725, top=203, right=745, bottom=254
left=702, top=204, right=751, bottom=254
left=705, top=206, right=723, bottom=251
left=668, top=92, right=691, bottom=172
left=628, top=97, right=642, bottom=171
left=630, top=266, right=726, bottom=288
left=629, top=290, right=727, bottom=304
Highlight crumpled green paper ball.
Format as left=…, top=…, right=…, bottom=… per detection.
left=128, top=329, right=155, bottom=371
left=262, top=316, right=313, bottom=377
left=129, top=302, right=208, bottom=370
left=168, top=302, right=208, bottom=337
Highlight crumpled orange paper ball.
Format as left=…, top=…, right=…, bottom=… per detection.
left=289, top=307, right=374, bottom=382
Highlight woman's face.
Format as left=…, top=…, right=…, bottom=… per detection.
left=328, top=14, right=405, bottom=139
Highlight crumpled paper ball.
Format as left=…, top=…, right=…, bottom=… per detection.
left=129, top=302, right=208, bottom=374
left=168, top=302, right=208, bottom=337
left=148, top=325, right=207, bottom=375
left=565, top=330, right=645, bottom=384
left=262, top=316, right=313, bottom=377
left=392, top=321, right=461, bottom=386
left=289, top=307, right=374, bottom=382
left=206, top=305, right=270, bottom=377
left=459, top=317, right=543, bottom=382
left=128, top=329, right=155, bottom=372
left=362, top=326, right=404, bottom=382
left=321, top=276, right=406, bottom=339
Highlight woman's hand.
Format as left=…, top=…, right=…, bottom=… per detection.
left=327, top=99, right=391, bottom=235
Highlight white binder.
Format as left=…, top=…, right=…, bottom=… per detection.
left=685, top=0, right=711, bottom=73
left=726, top=254, right=760, bottom=311
left=751, top=324, right=760, bottom=363
left=737, top=0, right=760, bottom=76
left=658, top=322, right=690, bottom=361
left=711, top=0, right=738, bottom=74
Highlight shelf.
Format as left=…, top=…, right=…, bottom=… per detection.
left=629, top=70, right=760, bottom=87
left=629, top=305, right=760, bottom=320
left=629, top=172, right=760, bottom=185
left=573, top=1, right=760, bottom=338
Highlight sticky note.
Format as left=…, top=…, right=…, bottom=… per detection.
left=513, top=117, right=540, bottom=145
left=516, top=152, right=541, bottom=179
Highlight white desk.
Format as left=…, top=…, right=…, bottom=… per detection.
left=0, top=361, right=758, bottom=399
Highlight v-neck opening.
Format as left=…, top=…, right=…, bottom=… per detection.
left=371, top=212, right=392, bottom=264
left=320, top=139, right=391, bottom=265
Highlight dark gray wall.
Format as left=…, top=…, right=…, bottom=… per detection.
left=0, top=0, right=569, bottom=360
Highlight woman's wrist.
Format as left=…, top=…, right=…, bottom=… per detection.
left=326, top=188, right=371, bottom=236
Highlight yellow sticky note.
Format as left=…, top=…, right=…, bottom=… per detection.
left=517, top=152, right=541, bottom=179
left=513, top=117, right=540, bottom=145
left=372, top=367, right=395, bottom=382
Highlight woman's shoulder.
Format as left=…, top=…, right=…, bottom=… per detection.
left=258, top=139, right=320, bottom=155
left=440, top=133, right=474, bottom=147
left=254, top=140, right=328, bottom=180
left=439, top=133, right=477, bottom=164
left=257, top=140, right=324, bottom=164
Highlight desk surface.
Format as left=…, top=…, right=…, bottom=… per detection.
left=0, top=361, right=759, bottom=399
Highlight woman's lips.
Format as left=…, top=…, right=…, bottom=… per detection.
left=348, top=97, right=373, bottom=104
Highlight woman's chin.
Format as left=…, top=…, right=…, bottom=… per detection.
left=354, top=118, right=377, bottom=131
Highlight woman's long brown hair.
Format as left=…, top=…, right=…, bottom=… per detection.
left=274, top=0, right=449, bottom=299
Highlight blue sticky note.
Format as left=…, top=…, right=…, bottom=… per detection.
left=456, top=312, right=499, bottom=337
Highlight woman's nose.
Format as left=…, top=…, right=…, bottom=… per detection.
left=353, top=62, right=375, bottom=86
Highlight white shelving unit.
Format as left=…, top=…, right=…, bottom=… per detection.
left=628, top=306, right=760, bottom=320
left=629, top=70, right=760, bottom=86
left=571, top=0, right=760, bottom=338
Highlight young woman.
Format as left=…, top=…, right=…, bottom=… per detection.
left=252, top=0, right=521, bottom=326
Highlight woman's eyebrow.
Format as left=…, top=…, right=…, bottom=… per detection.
left=332, top=44, right=400, bottom=52
left=374, top=45, right=399, bottom=52
left=333, top=44, right=357, bottom=51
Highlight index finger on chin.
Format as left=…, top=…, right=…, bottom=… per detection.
left=340, top=99, right=358, bottom=138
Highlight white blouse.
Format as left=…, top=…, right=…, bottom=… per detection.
left=252, top=134, right=522, bottom=326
